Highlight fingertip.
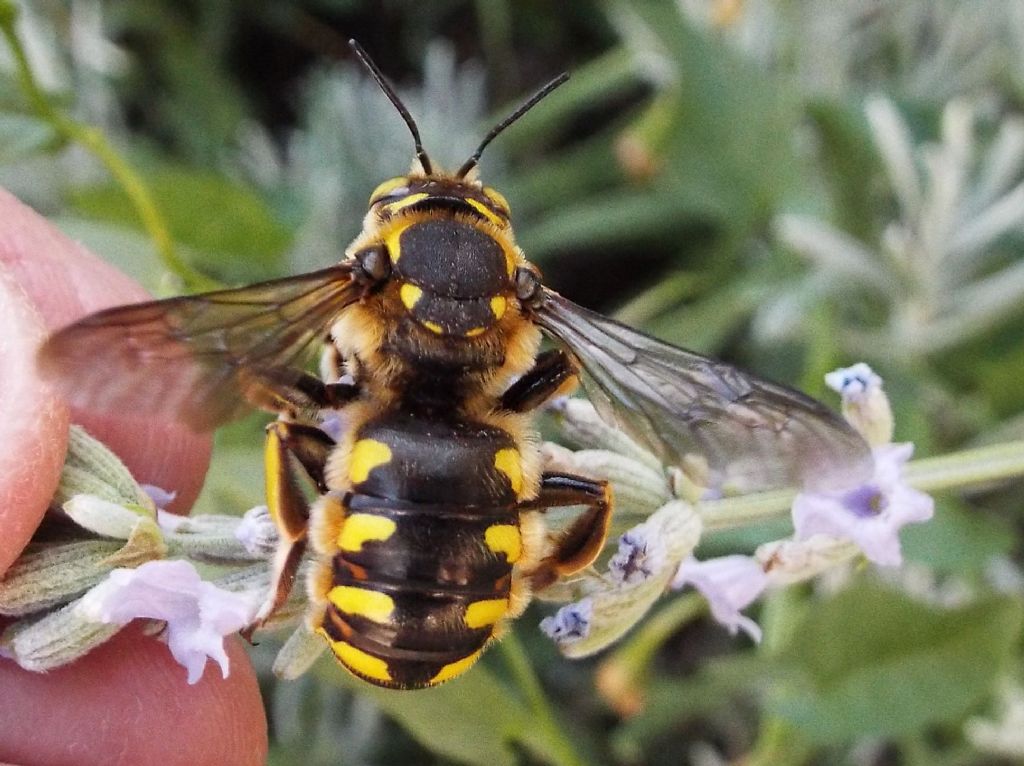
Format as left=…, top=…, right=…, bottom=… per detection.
left=0, top=267, right=69, bottom=575
left=0, top=626, right=268, bottom=766
left=0, top=188, right=212, bottom=515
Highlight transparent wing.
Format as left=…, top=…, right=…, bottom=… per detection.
left=38, top=265, right=359, bottom=430
left=533, top=289, right=873, bottom=493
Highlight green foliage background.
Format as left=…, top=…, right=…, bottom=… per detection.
left=4, top=1, right=1024, bottom=764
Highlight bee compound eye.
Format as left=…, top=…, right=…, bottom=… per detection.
left=514, top=267, right=541, bottom=304
left=355, top=245, right=391, bottom=282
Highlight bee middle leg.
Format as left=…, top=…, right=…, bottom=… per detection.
left=519, top=472, right=613, bottom=590
left=249, top=421, right=336, bottom=633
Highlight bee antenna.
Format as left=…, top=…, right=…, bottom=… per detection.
left=457, top=72, right=569, bottom=179
left=349, top=39, right=433, bottom=175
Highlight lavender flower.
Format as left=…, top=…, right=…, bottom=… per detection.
left=78, top=559, right=258, bottom=684
left=672, top=555, right=767, bottom=642
left=825, top=363, right=893, bottom=446
left=540, top=599, right=594, bottom=645
left=141, top=484, right=178, bottom=510
left=608, top=519, right=669, bottom=585
left=792, top=443, right=934, bottom=567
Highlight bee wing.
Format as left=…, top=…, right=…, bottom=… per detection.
left=38, top=264, right=360, bottom=431
left=533, top=288, right=873, bottom=493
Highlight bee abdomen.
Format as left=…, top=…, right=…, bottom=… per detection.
left=346, top=412, right=524, bottom=506
left=320, top=493, right=522, bottom=689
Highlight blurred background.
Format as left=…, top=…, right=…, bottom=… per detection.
left=3, top=1, right=1024, bottom=764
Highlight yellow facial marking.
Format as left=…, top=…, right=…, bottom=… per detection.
left=337, top=513, right=397, bottom=552
left=383, top=221, right=408, bottom=263
left=369, top=176, right=408, bottom=205
left=321, top=632, right=392, bottom=683
left=503, top=248, right=516, bottom=277
left=494, top=448, right=523, bottom=495
left=329, top=586, right=395, bottom=623
left=464, top=198, right=503, bottom=227
left=382, top=192, right=429, bottom=216
left=465, top=327, right=486, bottom=338
left=484, top=524, right=522, bottom=563
left=490, top=295, right=507, bottom=320
left=483, top=187, right=511, bottom=216
left=465, top=598, right=508, bottom=629
left=349, top=439, right=392, bottom=484
left=400, top=283, right=423, bottom=309
left=430, top=651, right=482, bottom=684
left=423, top=320, right=445, bottom=335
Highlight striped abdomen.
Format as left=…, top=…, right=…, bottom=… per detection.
left=319, top=412, right=524, bottom=689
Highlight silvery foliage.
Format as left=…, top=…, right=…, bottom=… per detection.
left=761, top=97, right=1024, bottom=359
left=677, top=0, right=1024, bottom=101
left=236, top=42, right=494, bottom=275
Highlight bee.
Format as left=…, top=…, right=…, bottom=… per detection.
left=39, top=41, right=871, bottom=690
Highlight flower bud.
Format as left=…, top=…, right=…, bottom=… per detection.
left=541, top=444, right=670, bottom=517
left=825, top=363, right=894, bottom=446
left=550, top=398, right=663, bottom=472
left=0, top=601, right=122, bottom=672
left=55, top=426, right=151, bottom=508
left=63, top=494, right=152, bottom=539
left=756, top=536, right=860, bottom=586
left=543, top=500, right=702, bottom=658
left=0, top=540, right=121, bottom=616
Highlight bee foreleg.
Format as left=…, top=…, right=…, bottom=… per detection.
left=248, top=421, right=337, bottom=635
left=499, top=349, right=577, bottom=413
left=518, top=472, right=613, bottom=590
left=245, top=369, right=359, bottom=421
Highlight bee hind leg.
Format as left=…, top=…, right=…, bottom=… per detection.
left=244, top=421, right=336, bottom=639
left=519, top=472, right=613, bottom=590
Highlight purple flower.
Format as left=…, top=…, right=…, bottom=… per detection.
left=141, top=484, right=177, bottom=510
left=824, top=363, right=881, bottom=402
left=792, top=442, right=933, bottom=566
left=824, top=363, right=893, bottom=445
left=608, top=521, right=668, bottom=585
left=672, top=555, right=767, bottom=642
left=78, top=560, right=257, bottom=684
left=540, top=599, right=593, bottom=645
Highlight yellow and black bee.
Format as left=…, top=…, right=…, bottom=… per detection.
left=40, top=42, right=871, bottom=689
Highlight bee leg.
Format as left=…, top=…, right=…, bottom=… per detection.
left=245, top=369, right=359, bottom=420
left=499, top=350, right=577, bottom=413
left=246, top=421, right=337, bottom=636
left=519, top=472, right=613, bottom=589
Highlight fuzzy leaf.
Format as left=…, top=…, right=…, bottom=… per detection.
left=770, top=581, right=1024, bottom=743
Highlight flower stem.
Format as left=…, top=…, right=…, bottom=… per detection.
left=904, top=440, right=1024, bottom=492
left=498, top=629, right=586, bottom=766
left=697, top=440, right=1024, bottom=529
left=0, top=3, right=217, bottom=292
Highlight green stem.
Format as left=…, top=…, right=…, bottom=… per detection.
left=697, top=439, right=1024, bottom=529
left=0, top=4, right=217, bottom=292
left=498, top=630, right=586, bottom=766
left=904, top=440, right=1024, bottom=491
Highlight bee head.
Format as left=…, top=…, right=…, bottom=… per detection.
left=348, top=40, right=564, bottom=341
